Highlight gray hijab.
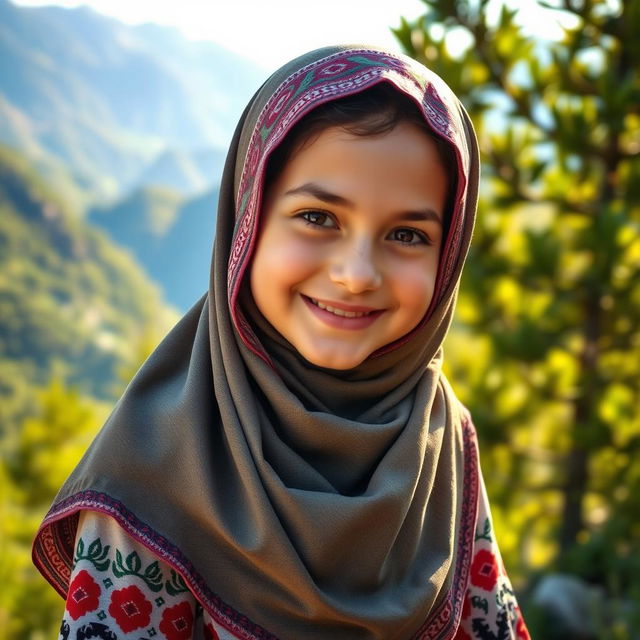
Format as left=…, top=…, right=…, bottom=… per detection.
left=34, top=45, right=481, bottom=640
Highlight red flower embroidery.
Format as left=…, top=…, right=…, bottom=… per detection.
left=108, top=585, right=152, bottom=632
left=470, top=548, right=500, bottom=592
left=516, top=610, right=531, bottom=640
left=67, top=569, right=101, bottom=620
left=159, top=601, right=194, bottom=640
left=204, top=622, right=221, bottom=640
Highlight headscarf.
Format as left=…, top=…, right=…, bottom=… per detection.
left=33, top=45, right=481, bottom=640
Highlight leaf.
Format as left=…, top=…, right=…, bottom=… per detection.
left=88, top=538, right=103, bottom=558
left=347, top=55, right=382, bottom=67
left=143, top=560, right=164, bottom=590
left=113, top=549, right=126, bottom=577
left=165, top=569, right=188, bottom=596
left=144, top=560, right=162, bottom=580
left=125, top=550, right=141, bottom=573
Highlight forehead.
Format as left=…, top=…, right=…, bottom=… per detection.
left=270, top=122, right=449, bottom=206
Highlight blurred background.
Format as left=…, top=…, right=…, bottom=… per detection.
left=0, top=0, right=638, bottom=637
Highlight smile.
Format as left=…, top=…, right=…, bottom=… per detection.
left=308, top=297, right=374, bottom=318
left=301, top=295, right=383, bottom=331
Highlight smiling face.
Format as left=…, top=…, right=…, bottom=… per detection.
left=249, top=121, right=449, bottom=370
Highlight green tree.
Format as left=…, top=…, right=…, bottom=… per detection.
left=395, top=0, right=640, bottom=631
left=1, top=379, right=109, bottom=639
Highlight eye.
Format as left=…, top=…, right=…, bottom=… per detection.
left=389, top=228, right=431, bottom=246
left=299, top=210, right=336, bottom=228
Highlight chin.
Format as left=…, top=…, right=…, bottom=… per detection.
left=299, top=348, right=369, bottom=371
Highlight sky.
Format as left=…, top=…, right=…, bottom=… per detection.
left=12, top=0, right=431, bottom=70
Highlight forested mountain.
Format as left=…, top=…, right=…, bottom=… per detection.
left=0, top=143, right=182, bottom=638
left=0, top=0, right=251, bottom=309
left=0, top=0, right=264, bottom=201
left=0, top=144, right=176, bottom=421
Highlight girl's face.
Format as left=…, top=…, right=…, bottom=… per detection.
left=250, top=121, right=449, bottom=370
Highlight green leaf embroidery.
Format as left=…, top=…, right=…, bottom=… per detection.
left=112, top=548, right=163, bottom=592
left=166, top=569, right=188, bottom=596
left=145, top=561, right=162, bottom=580
left=495, top=581, right=515, bottom=609
left=259, top=123, right=273, bottom=143
left=475, top=518, right=493, bottom=542
left=125, top=550, right=142, bottom=573
left=74, top=537, right=111, bottom=572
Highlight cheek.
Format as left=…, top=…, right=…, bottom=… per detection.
left=391, top=260, right=438, bottom=320
left=251, top=233, right=322, bottom=298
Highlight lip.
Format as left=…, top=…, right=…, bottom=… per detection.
left=301, top=295, right=384, bottom=330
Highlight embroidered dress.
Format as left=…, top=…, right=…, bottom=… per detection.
left=60, top=490, right=529, bottom=640
left=34, top=46, right=531, bottom=639
left=58, top=512, right=225, bottom=640
left=453, top=484, right=530, bottom=640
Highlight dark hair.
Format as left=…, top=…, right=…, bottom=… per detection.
left=264, top=82, right=457, bottom=238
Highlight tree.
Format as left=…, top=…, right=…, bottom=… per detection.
left=1, top=379, right=108, bottom=639
left=395, top=0, right=640, bottom=629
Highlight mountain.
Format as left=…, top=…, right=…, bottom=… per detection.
left=0, top=144, right=177, bottom=414
left=90, top=185, right=218, bottom=309
left=135, top=147, right=227, bottom=195
left=0, top=0, right=264, bottom=201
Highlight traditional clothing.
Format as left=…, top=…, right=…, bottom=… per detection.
left=33, top=46, right=530, bottom=640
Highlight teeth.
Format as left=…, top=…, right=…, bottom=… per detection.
left=310, top=297, right=371, bottom=318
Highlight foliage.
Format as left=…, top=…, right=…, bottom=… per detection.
left=396, top=0, right=640, bottom=635
left=0, top=144, right=176, bottom=407
left=0, top=144, right=176, bottom=637
left=1, top=379, right=108, bottom=639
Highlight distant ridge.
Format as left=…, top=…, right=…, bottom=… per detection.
left=0, top=0, right=265, bottom=201
left=90, top=185, right=218, bottom=310
left=0, top=143, right=176, bottom=402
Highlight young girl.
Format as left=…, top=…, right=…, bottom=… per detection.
left=33, top=46, right=530, bottom=639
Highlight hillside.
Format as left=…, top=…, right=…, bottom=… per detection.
left=89, top=185, right=218, bottom=309
left=0, top=144, right=177, bottom=425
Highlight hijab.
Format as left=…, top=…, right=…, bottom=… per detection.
left=34, top=45, right=481, bottom=640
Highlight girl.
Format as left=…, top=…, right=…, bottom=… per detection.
left=33, top=45, right=530, bottom=639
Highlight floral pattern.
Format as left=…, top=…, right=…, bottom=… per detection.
left=108, top=585, right=153, bottom=632
left=159, top=601, right=194, bottom=640
left=66, top=570, right=100, bottom=620
left=470, top=549, right=500, bottom=592
left=454, top=490, right=531, bottom=640
left=59, top=512, right=211, bottom=640
left=61, top=509, right=529, bottom=639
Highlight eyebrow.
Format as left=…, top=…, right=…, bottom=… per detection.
left=284, top=182, right=442, bottom=224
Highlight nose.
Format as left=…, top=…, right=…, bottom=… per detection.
left=329, top=240, right=382, bottom=294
